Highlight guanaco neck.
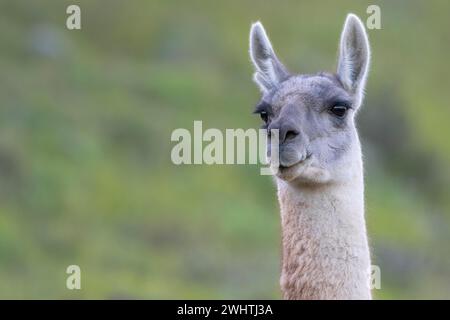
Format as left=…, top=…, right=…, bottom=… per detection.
left=276, top=158, right=371, bottom=300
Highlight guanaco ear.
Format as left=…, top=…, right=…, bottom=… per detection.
left=337, top=14, right=370, bottom=108
left=249, top=21, right=289, bottom=93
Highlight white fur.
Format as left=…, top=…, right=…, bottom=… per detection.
left=277, top=140, right=372, bottom=299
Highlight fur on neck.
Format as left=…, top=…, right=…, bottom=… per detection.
left=276, top=146, right=371, bottom=300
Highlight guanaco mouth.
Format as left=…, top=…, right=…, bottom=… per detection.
left=278, top=153, right=312, bottom=170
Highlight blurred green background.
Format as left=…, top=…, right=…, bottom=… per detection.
left=0, top=0, right=449, bottom=299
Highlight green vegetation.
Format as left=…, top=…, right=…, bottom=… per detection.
left=0, top=0, right=449, bottom=299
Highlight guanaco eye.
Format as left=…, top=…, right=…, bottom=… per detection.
left=329, top=105, right=348, bottom=118
left=260, top=111, right=268, bottom=123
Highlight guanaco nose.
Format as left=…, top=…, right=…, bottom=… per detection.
left=268, top=121, right=300, bottom=145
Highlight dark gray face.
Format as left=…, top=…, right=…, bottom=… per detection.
left=249, top=15, right=370, bottom=184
